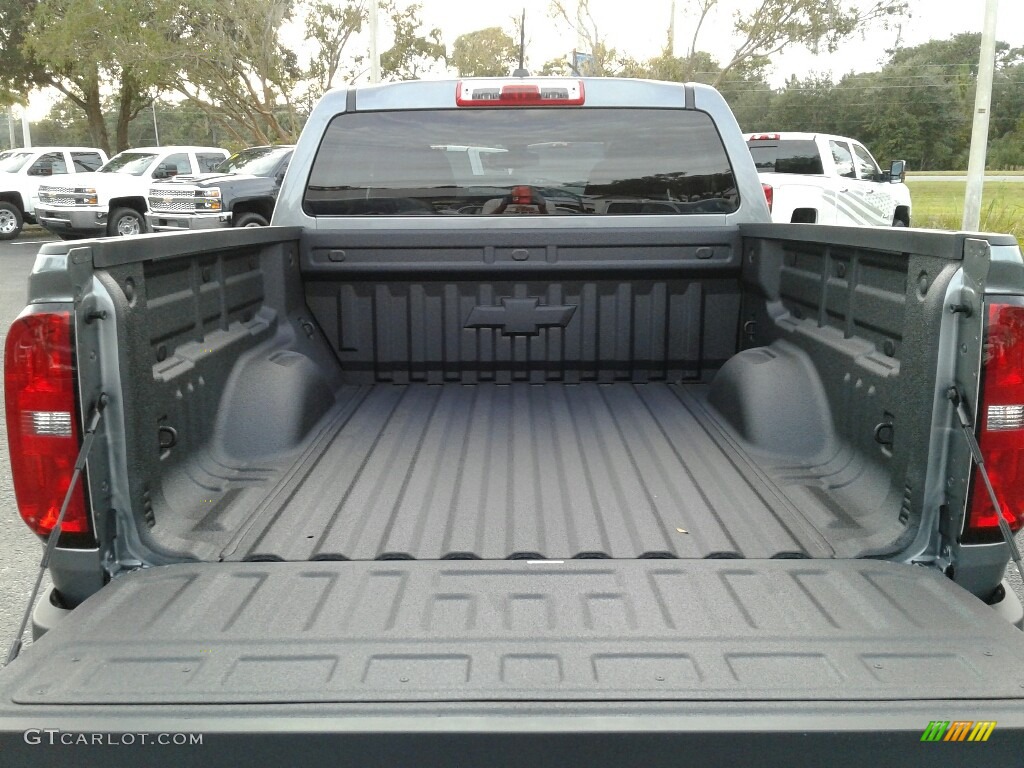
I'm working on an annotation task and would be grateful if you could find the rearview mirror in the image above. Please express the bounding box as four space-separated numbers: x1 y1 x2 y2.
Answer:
889 160 906 183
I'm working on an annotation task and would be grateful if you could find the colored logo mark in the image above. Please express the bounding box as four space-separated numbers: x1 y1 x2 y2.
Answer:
920 721 996 742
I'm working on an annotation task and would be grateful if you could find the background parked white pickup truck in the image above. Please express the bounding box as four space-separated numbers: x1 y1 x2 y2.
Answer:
745 132 910 227
0 146 108 240
34 145 228 238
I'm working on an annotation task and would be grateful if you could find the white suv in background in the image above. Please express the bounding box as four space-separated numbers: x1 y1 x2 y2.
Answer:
0 147 108 240
35 146 228 238
745 132 911 227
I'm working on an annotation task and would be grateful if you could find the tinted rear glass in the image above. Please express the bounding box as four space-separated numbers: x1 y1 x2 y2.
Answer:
746 140 824 175
305 109 739 216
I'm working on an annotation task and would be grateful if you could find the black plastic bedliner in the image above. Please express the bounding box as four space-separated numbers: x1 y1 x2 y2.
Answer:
207 382 900 563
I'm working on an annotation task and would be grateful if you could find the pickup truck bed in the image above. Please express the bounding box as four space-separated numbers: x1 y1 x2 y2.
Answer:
207 381 887 562
88 224 940 568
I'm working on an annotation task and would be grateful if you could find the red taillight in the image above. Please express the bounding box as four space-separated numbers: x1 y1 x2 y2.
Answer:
963 300 1024 544
456 79 585 107
4 309 93 545
749 133 781 141
762 183 774 212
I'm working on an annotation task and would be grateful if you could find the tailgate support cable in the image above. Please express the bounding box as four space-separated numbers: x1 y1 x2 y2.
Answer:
5 394 108 665
947 387 1024 585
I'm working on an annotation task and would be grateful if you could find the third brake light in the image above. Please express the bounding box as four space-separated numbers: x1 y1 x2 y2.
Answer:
456 79 585 107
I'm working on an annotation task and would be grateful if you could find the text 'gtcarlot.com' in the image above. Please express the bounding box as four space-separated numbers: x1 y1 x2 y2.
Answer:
23 729 204 746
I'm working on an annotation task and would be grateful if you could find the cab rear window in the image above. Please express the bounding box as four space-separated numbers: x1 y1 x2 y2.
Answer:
746 140 824 175
304 109 739 216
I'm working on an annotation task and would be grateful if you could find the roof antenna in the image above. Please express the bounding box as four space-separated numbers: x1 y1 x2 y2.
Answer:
513 8 529 77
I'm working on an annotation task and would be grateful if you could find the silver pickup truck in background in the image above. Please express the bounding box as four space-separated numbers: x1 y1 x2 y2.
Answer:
1 77 1023 765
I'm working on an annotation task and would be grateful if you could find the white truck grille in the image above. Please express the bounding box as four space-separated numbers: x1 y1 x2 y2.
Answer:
39 187 77 206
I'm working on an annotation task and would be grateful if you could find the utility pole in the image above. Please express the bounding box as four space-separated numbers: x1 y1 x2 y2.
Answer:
962 0 999 231
576 0 586 52
668 0 676 57
575 0 588 75
369 0 381 83
20 106 31 148
7 107 16 149
152 100 161 146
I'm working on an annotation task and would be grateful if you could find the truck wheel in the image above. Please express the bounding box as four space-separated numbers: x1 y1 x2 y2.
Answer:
892 217 908 227
0 201 24 240
108 207 147 237
234 212 269 228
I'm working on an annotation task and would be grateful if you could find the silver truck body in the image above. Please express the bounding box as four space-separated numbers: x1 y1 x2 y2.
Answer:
2 79 1023 765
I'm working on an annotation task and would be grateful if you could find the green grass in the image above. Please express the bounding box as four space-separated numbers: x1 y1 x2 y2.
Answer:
906 170 1024 177
906 180 1024 244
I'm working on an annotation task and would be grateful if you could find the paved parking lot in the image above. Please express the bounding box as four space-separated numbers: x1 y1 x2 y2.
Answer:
0 231 1021 666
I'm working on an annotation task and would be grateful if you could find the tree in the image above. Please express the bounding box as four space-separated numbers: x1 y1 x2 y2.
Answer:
0 0 47 108
991 57 1024 141
162 0 443 146
988 116 1024 170
856 34 1006 170
548 0 619 76
548 0 909 87
550 0 908 86
20 0 172 153
28 96 224 149
681 0 718 58
304 0 368 98
302 0 444 98
760 74 841 132
713 0 909 86
378 1 446 81
167 0 303 146
29 98 92 146
451 27 518 77
617 50 722 82
9 0 447 153
611 48 773 131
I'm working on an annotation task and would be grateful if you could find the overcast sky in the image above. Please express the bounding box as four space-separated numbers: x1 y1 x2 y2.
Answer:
419 0 1024 86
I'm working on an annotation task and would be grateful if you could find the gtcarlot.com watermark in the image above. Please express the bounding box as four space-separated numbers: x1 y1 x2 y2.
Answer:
23 729 203 747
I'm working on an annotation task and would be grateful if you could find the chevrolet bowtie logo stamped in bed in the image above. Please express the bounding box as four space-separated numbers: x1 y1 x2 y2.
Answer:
465 298 577 336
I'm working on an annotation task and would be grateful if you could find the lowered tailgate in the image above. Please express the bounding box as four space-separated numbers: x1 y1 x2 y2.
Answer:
1 559 1022 764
